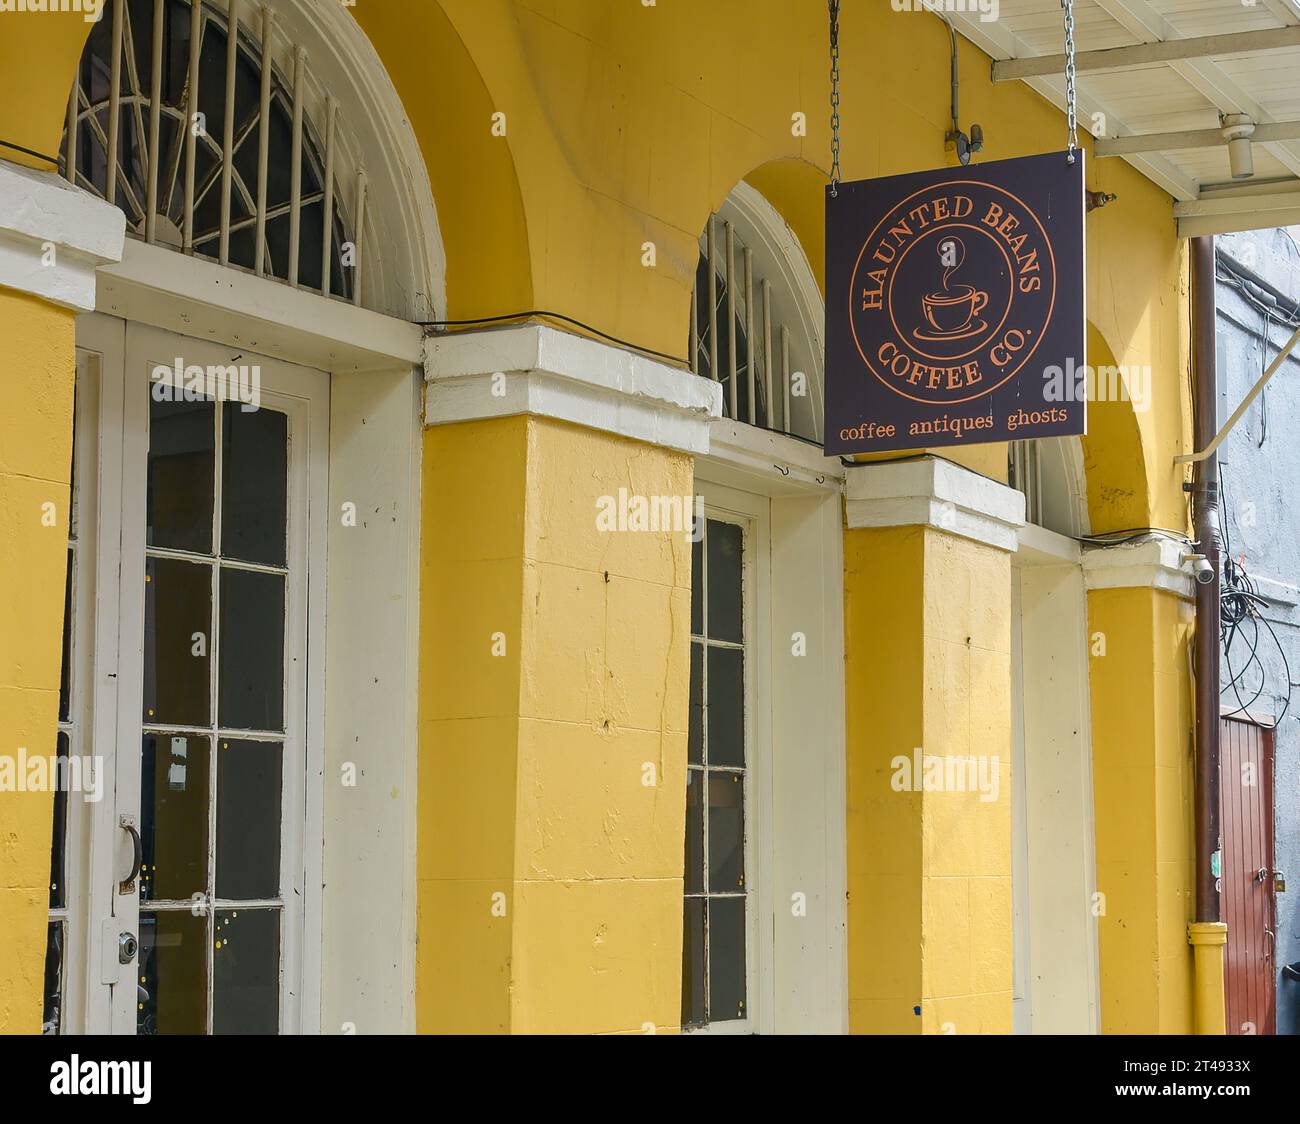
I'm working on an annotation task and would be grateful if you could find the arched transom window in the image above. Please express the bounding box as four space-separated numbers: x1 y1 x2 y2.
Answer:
61 0 376 308
691 184 825 445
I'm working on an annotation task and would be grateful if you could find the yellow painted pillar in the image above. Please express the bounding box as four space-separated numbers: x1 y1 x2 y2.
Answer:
1083 542 1197 1033
417 324 720 1034
0 289 75 1033
0 158 123 1031
844 457 1022 1034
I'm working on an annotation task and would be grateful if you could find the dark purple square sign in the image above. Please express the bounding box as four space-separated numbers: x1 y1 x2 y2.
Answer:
824 150 1086 455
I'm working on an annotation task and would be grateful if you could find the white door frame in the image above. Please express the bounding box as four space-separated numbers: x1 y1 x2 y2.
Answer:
72 313 328 1034
89 247 424 1033
695 422 850 1034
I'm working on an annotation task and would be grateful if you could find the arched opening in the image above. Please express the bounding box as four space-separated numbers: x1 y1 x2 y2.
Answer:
1008 437 1090 537
690 181 825 444
43 0 441 1038
59 0 443 321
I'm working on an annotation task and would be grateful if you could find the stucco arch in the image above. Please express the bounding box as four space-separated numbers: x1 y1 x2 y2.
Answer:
0 15 92 167
742 158 831 300
352 1 530 322
1081 321 1154 533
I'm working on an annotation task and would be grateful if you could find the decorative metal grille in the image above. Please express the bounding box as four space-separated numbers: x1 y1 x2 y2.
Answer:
61 0 363 304
690 207 822 444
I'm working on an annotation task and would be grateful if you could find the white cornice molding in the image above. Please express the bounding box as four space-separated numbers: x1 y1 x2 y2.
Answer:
705 415 843 493
0 158 125 311
1081 537 1194 599
423 323 723 455
844 456 1026 552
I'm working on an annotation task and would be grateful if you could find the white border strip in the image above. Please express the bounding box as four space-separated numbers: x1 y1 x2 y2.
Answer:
1081 538 1195 599
424 323 723 454
844 455 1026 553
0 158 124 311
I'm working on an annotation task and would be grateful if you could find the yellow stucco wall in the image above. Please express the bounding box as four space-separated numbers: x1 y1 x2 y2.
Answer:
0 3 1186 526
419 415 690 1033
0 290 76 1032
0 1 1197 1036
349 1 1185 522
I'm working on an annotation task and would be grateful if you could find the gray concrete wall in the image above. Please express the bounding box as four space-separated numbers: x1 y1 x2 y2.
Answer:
1215 227 1300 1033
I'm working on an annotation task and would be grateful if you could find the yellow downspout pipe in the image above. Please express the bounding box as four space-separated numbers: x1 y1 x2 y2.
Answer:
1189 922 1228 1034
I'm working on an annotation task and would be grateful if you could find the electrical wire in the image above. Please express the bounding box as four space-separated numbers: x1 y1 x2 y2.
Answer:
1074 527 1192 546
0 138 59 166
420 310 687 368
1218 465 1292 728
1217 253 1300 330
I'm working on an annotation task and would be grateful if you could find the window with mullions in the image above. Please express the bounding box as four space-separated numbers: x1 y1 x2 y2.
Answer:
682 517 749 1029
688 189 826 445
62 0 354 299
138 390 289 1034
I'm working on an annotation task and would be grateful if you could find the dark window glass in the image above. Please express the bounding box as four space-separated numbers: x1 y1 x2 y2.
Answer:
708 896 746 1022
684 769 704 896
138 909 208 1035
221 403 287 567
688 643 703 766
215 740 282 900
43 921 63 1036
217 568 285 731
143 557 212 726
706 519 743 643
706 646 744 768
213 908 280 1034
147 395 214 554
49 733 70 910
59 548 72 723
708 773 745 893
690 533 703 635
140 734 210 903
680 898 706 1029
680 514 750 1028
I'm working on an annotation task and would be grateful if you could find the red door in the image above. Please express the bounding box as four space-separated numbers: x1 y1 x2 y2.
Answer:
1220 716 1277 1035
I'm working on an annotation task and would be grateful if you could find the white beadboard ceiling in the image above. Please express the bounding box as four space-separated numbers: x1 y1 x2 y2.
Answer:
946 0 1300 236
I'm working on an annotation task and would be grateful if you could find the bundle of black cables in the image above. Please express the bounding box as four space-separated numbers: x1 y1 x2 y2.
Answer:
1219 469 1292 729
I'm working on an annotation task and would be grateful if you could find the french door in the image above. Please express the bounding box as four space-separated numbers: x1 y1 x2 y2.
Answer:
53 314 326 1034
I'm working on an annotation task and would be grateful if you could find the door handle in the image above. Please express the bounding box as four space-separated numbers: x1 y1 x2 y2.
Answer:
118 815 142 895
1266 928 1275 962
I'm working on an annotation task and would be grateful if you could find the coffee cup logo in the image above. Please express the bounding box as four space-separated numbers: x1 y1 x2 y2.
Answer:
849 179 1057 405
915 237 990 341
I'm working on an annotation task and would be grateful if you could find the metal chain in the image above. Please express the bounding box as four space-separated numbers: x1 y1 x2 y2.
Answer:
1062 0 1078 164
829 0 841 195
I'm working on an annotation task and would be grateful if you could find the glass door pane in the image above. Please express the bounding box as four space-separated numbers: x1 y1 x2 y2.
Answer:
123 327 296 1035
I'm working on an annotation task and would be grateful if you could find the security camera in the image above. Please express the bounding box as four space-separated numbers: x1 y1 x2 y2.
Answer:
1183 553 1216 585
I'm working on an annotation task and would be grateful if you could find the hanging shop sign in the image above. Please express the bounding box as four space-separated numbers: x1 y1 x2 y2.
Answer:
824 151 1086 455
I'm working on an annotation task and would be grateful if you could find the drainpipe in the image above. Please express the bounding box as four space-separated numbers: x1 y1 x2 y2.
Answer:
1188 233 1228 1035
